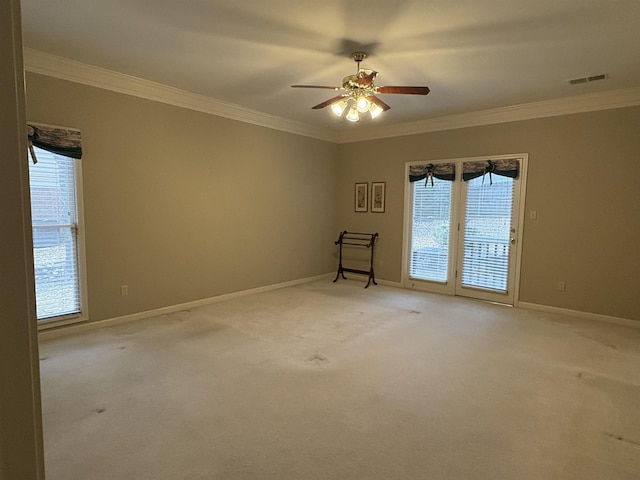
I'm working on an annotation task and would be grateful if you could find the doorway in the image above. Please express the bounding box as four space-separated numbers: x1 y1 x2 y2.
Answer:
403 155 528 305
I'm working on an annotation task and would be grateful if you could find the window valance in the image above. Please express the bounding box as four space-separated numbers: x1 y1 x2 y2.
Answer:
409 162 456 186
462 158 519 184
27 123 83 164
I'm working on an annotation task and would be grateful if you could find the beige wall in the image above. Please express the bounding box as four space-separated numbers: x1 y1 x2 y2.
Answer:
26 73 338 323
0 0 45 478
24 72 640 325
337 107 640 321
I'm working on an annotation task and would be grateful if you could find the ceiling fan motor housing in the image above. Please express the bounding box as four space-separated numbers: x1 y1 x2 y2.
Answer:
343 70 378 91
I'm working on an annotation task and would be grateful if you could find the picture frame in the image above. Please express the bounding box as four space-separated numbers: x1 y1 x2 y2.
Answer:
354 182 368 212
371 182 386 213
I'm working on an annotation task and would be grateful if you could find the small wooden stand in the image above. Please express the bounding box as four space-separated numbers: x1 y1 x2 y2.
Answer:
333 230 379 288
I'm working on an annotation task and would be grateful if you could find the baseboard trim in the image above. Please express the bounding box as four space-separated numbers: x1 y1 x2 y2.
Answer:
39 273 334 340
41 279 637 340
377 279 403 288
518 302 639 328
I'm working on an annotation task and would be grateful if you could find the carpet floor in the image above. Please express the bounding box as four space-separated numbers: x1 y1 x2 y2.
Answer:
39 280 640 479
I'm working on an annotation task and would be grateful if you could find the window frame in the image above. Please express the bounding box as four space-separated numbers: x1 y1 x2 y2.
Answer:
30 148 89 330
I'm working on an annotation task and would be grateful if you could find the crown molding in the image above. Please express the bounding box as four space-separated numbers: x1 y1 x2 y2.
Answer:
24 49 640 145
23 48 336 143
335 86 640 143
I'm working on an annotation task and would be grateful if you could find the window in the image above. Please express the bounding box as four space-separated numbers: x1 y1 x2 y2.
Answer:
28 146 86 323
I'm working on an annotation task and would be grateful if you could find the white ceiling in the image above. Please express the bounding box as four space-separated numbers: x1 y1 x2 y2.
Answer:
20 0 640 136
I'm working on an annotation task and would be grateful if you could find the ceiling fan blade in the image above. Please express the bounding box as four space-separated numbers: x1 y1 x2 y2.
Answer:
291 85 340 90
377 86 431 95
311 95 346 110
369 95 391 111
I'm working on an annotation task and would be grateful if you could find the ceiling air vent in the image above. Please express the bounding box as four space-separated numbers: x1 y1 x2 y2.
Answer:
569 73 608 85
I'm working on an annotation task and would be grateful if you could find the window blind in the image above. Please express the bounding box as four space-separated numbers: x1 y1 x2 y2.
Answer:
409 178 452 282
28 147 82 320
460 174 514 292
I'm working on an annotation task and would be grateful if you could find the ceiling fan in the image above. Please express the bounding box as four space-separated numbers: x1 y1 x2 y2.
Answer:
291 52 430 122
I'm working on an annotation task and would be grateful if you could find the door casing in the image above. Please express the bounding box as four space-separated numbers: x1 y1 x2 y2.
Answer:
402 154 529 306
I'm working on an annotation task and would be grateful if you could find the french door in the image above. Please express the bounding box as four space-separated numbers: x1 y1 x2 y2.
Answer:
404 155 527 305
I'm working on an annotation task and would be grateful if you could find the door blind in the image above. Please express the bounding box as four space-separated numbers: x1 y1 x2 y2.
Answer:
409 178 452 282
461 174 514 292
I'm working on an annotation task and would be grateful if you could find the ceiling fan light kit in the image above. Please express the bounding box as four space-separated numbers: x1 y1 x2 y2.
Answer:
292 51 430 123
346 105 360 122
331 99 348 116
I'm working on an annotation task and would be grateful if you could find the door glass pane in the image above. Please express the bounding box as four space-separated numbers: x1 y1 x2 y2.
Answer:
409 178 452 282
461 175 514 292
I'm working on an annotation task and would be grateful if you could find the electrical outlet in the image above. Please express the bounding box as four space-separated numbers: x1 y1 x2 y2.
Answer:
557 281 566 292
529 210 538 220
120 285 129 296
